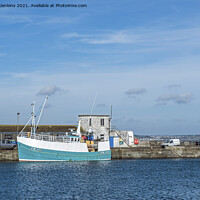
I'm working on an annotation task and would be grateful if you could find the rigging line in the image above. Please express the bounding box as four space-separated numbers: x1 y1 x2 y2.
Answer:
36 96 48 129
91 93 97 115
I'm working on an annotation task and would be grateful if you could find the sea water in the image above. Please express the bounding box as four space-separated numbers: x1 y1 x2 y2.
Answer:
0 159 200 199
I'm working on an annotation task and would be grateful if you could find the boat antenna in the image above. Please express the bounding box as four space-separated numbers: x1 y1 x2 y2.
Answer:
91 93 97 115
36 96 48 130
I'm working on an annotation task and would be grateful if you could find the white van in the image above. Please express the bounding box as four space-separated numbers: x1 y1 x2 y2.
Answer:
161 139 180 147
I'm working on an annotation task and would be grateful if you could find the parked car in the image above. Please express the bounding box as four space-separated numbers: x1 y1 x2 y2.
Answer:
0 139 17 150
161 139 180 147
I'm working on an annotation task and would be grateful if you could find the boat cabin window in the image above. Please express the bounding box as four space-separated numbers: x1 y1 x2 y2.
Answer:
71 138 73 142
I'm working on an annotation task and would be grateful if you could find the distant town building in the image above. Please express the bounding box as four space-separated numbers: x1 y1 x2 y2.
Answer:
78 115 111 140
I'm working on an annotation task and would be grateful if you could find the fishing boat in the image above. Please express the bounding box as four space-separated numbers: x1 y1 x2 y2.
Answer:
17 97 111 161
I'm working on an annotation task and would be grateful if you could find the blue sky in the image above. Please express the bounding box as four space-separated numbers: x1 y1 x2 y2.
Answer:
0 0 200 135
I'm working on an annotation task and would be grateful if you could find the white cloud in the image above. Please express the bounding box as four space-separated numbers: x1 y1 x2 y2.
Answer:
11 72 31 79
0 14 77 25
60 27 200 50
125 88 146 98
85 31 133 44
0 15 32 24
157 93 193 104
9 71 43 79
61 32 88 39
36 85 65 96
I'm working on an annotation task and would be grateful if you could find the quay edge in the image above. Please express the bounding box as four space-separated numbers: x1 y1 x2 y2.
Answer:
0 150 18 161
111 146 200 159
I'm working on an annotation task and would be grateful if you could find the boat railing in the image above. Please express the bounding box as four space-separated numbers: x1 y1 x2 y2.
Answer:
19 132 80 143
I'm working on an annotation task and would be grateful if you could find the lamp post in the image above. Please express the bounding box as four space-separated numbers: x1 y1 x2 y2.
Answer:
17 113 20 135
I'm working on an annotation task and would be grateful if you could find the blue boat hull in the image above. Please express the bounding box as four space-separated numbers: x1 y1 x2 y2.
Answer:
18 142 111 161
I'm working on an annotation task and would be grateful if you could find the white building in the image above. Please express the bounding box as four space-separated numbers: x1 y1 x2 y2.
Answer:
110 130 134 147
78 115 111 141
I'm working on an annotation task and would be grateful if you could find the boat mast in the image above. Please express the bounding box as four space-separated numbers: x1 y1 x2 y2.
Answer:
31 102 36 136
18 97 48 137
36 96 48 130
77 120 81 137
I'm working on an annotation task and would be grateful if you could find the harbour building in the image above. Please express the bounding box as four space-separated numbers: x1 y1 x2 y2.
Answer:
78 115 111 141
78 115 134 147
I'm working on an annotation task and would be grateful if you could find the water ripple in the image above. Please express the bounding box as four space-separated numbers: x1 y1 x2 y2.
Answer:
0 159 200 199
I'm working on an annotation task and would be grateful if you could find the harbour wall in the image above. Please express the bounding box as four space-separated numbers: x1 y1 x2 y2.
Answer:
0 150 18 161
111 140 200 159
111 146 200 159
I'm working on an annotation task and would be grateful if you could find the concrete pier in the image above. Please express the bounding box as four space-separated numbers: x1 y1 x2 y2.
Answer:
111 146 200 159
0 150 18 161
